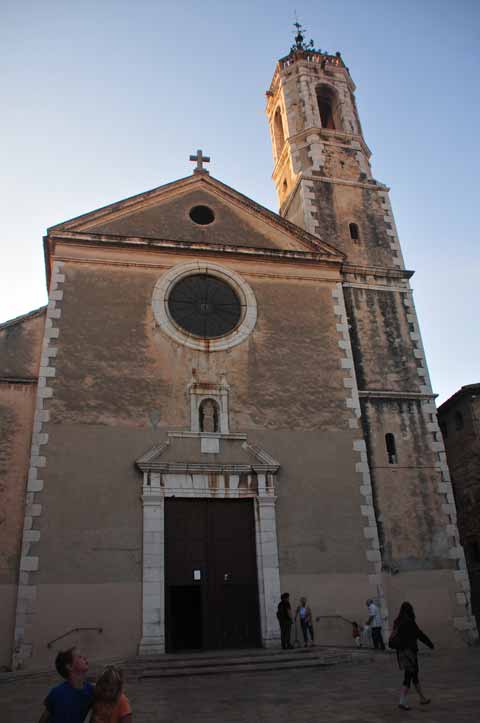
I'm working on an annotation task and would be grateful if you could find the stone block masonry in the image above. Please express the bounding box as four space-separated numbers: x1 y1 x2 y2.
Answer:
12 261 65 669
401 291 477 642
331 283 390 637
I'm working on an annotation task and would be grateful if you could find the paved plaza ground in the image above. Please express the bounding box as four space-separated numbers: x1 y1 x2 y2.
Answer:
2 647 479 722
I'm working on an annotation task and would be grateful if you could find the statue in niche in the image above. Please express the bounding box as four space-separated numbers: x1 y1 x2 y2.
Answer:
200 398 219 433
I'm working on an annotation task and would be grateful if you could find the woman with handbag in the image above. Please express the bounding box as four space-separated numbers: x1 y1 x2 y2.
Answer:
389 601 434 711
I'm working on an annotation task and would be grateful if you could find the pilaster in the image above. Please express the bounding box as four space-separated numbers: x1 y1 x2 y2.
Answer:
139 473 165 655
255 491 281 648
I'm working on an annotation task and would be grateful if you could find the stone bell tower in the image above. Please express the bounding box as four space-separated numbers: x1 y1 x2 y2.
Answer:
266 24 478 643
266 23 403 271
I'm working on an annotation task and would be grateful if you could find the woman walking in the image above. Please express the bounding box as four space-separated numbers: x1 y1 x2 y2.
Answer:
391 601 434 711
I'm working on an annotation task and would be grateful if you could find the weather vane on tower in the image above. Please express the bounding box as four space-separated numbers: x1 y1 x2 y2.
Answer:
291 13 320 53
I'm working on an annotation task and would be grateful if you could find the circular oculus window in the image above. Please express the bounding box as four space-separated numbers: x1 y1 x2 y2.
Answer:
168 273 242 339
189 205 215 225
152 262 257 352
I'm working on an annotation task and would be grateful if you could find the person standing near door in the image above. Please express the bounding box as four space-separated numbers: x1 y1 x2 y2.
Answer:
295 596 314 647
365 598 385 650
277 592 293 649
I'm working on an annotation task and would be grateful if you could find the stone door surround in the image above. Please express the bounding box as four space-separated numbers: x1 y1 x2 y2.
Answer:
136 433 281 654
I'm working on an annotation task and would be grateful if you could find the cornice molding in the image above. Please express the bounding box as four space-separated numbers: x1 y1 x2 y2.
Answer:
359 390 437 401
301 174 388 192
0 376 38 385
48 230 344 266
286 127 371 159
342 263 413 279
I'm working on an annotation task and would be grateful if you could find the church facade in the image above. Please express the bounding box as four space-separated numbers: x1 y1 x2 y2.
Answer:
1 35 477 670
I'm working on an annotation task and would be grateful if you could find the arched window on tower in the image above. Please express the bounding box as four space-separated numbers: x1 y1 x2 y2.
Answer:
199 398 219 433
274 107 285 158
385 433 398 465
455 411 464 431
349 222 360 242
316 85 340 130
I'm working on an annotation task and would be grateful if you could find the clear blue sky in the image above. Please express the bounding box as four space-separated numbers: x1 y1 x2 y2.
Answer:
2 0 479 403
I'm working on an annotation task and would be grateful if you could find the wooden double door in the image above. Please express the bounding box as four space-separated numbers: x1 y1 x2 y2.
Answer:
165 498 260 652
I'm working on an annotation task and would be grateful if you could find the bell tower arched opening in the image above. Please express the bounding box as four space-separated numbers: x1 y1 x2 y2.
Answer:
316 84 340 130
273 107 286 159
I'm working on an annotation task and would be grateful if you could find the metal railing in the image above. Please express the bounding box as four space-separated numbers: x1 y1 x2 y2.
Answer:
315 614 354 626
47 627 103 649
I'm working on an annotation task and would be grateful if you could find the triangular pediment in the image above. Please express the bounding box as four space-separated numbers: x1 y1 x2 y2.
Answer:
48 173 343 260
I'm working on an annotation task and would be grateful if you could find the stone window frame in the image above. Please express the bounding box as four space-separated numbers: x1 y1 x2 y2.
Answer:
349 222 360 242
385 432 398 465
152 261 257 352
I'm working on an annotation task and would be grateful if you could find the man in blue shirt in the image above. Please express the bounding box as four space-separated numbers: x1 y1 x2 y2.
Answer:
39 647 94 723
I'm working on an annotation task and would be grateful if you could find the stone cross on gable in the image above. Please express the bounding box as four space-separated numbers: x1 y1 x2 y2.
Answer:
189 149 211 174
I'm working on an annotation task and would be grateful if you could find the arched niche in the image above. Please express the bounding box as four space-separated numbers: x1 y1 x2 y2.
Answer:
199 398 220 433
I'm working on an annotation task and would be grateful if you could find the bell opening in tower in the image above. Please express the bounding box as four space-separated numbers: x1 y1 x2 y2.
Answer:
274 107 285 157
316 85 338 130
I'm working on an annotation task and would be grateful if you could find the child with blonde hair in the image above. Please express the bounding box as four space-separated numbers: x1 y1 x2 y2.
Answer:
91 666 132 723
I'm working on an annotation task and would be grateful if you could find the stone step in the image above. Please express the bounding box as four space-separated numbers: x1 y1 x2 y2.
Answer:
131 649 345 670
126 644 357 667
0 647 373 684
124 647 371 679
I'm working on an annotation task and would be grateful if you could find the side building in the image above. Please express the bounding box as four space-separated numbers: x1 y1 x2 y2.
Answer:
438 384 480 628
0 308 45 669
